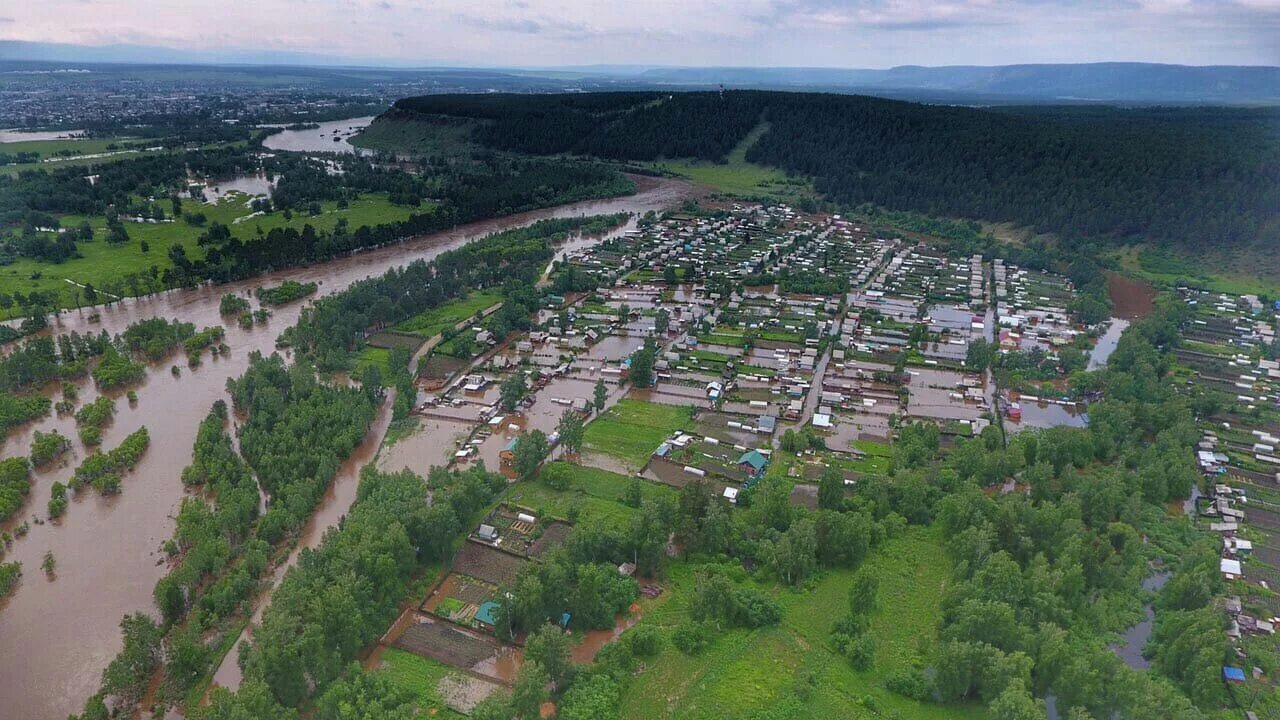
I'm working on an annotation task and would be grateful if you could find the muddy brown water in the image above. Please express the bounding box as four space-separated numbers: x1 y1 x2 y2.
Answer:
1106 273 1156 320
0 176 693 720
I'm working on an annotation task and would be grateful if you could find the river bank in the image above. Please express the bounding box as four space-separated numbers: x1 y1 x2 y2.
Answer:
0 175 694 720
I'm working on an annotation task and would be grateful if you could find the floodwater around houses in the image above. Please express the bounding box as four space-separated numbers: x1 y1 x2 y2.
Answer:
0 175 694 720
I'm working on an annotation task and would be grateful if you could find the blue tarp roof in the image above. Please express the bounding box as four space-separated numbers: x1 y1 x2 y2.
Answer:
1224 666 1246 682
475 601 499 626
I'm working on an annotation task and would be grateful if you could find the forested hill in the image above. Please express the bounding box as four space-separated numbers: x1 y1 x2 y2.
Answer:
385 91 1280 251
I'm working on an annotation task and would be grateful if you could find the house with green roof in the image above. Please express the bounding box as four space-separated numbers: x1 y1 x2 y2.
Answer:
737 449 768 478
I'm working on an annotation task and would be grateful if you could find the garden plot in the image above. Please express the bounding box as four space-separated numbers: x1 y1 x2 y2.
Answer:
393 617 522 684
452 541 530 588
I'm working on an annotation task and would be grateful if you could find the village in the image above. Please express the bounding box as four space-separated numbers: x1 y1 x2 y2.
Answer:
346 202 1157 713
1163 287 1280 704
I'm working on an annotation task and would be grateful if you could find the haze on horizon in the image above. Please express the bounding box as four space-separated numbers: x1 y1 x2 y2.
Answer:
2 0 1278 69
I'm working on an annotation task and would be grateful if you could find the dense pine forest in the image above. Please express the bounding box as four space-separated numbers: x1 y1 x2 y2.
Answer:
388 91 1280 251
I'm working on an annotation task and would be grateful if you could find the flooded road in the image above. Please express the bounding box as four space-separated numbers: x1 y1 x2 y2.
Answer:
0 175 693 720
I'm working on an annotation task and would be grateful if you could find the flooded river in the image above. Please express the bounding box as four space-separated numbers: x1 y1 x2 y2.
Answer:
0 175 693 720
261 116 374 155
1086 274 1154 369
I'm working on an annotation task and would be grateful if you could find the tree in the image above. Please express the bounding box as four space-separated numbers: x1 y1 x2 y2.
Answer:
514 430 550 481
203 680 297 720
593 379 608 412
780 429 806 454
315 666 416 720
559 674 621 720
557 410 585 455
655 309 670 336
629 345 655 388
770 518 817 585
525 624 572 688
501 372 528 411
990 685 1046 720
663 265 678 283
848 570 879 616
818 465 844 510
623 477 643 507
966 338 992 372
511 660 550 720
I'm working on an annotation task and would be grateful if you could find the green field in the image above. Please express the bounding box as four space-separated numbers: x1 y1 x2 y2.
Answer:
355 346 393 377
394 290 503 338
375 647 468 719
648 122 814 200
1114 244 1280 298
583 399 695 471
618 527 989 720
0 136 167 176
505 462 674 525
0 190 431 310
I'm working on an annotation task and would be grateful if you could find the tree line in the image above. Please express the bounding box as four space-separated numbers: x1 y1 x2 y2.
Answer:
390 90 1279 251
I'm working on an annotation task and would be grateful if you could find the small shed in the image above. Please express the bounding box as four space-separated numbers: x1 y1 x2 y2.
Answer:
475 601 500 631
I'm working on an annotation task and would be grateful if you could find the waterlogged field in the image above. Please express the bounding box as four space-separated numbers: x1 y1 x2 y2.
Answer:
0 191 431 310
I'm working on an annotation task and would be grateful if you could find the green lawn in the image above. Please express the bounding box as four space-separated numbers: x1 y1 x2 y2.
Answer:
355 347 392 377
394 291 503 338
0 191 431 311
617 527 989 720
505 462 674 525
583 399 695 471
376 647 468 719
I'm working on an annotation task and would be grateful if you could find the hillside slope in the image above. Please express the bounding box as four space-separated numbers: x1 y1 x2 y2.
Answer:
377 91 1280 255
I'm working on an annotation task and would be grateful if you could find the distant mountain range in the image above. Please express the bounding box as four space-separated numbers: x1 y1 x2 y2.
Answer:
620 63 1280 103
2 40 1277 104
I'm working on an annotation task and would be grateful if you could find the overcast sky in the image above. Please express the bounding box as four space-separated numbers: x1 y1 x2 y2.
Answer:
2 0 1278 67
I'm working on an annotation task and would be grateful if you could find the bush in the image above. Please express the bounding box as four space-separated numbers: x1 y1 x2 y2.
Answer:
0 457 32 521
627 624 662 657
47 481 68 518
672 621 712 656
884 668 933 700
835 631 875 670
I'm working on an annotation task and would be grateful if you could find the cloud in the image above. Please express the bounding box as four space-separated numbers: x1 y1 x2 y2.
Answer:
0 0 1276 67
